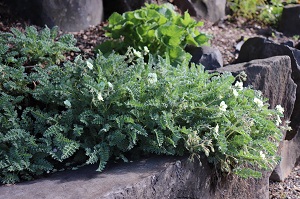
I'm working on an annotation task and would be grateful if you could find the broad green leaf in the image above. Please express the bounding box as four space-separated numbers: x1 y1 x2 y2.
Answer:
108 12 124 25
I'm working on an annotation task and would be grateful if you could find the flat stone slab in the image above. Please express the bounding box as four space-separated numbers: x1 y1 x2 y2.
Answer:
0 155 270 199
0 156 178 199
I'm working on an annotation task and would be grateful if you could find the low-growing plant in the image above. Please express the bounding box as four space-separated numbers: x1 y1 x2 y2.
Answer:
0 26 79 67
95 3 210 66
228 0 266 19
0 33 288 183
228 0 299 25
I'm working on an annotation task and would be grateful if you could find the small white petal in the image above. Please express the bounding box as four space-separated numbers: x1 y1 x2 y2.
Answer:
234 81 243 90
97 92 104 101
275 105 284 115
86 61 93 70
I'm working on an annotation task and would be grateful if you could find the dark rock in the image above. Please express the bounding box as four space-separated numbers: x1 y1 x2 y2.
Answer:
0 155 270 199
102 0 167 19
173 0 226 23
8 0 104 32
218 56 296 123
235 37 300 141
186 45 223 70
281 40 294 48
103 0 145 19
295 41 300 50
279 5 300 36
218 56 297 182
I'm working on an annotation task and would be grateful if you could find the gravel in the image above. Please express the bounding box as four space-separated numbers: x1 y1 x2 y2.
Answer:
1 2 300 197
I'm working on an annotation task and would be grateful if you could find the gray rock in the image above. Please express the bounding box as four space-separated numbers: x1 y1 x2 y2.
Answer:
236 37 300 140
218 56 297 182
0 155 270 199
10 0 104 32
270 131 300 181
173 0 226 23
219 56 296 122
186 45 223 70
279 5 300 36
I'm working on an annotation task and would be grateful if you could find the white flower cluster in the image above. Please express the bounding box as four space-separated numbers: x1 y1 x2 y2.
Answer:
275 105 284 115
234 81 243 90
219 101 227 112
147 73 157 84
253 97 264 108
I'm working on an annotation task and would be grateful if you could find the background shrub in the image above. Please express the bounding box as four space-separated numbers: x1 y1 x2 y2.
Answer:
95 3 210 66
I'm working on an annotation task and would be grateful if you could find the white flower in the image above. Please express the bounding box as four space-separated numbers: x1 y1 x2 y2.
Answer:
133 49 142 58
97 92 104 101
147 73 157 84
143 46 149 54
276 114 282 126
215 124 219 134
234 81 243 90
232 88 238 97
260 151 266 159
254 97 264 108
275 105 284 115
219 101 227 112
213 124 219 138
64 100 72 108
86 61 93 70
108 82 114 90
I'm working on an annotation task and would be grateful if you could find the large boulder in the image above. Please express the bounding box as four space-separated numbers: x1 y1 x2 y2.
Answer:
279 5 300 36
7 0 104 32
0 155 270 199
172 0 226 23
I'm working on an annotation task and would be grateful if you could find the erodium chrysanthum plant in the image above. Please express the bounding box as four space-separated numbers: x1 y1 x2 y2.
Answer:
0 26 289 184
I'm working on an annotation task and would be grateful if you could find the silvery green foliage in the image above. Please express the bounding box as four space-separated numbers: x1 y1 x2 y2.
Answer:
0 26 287 184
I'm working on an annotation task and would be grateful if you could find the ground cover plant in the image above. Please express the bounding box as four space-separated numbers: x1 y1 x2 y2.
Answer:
228 0 299 25
0 4 290 184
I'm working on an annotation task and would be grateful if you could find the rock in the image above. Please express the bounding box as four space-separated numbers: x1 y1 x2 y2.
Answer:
218 56 297 182
270 131 300 181
0 155 270 199
235 37 300 140
8 0 104 32
186 45 223 70
102 0 167 19
279 5 300 36
281 40 294 48
172 0 226 23
221 55 296 122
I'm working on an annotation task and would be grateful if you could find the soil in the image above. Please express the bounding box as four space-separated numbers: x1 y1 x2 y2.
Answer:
1 1 300 198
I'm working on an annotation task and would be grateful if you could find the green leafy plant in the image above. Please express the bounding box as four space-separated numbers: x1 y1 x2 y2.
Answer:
95 3 210 66
228 0 299 25
228 0 266 19
0 26 79 67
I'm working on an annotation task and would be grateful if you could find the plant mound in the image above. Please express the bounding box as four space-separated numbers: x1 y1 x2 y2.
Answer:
0 4 289 184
